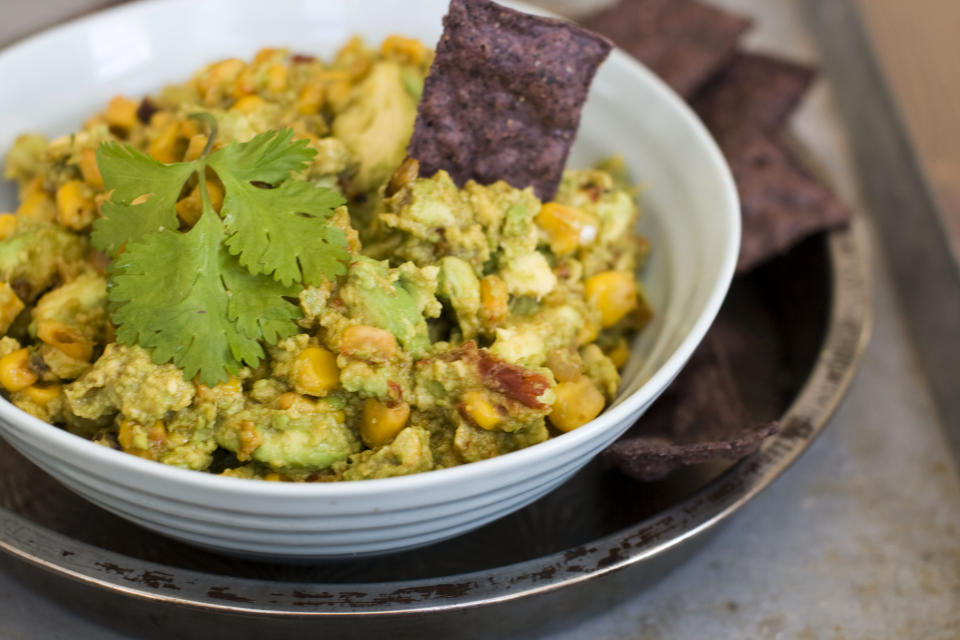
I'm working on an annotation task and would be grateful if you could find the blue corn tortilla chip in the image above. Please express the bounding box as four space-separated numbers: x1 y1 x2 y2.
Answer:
605 324 779 481
584 0 751 98
408 0 612 201
692 52 816 133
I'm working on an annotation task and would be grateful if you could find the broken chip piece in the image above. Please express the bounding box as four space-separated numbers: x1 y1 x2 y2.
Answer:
407 0 612 201
692 52 816 134
604 325 779 481
584 0 751 98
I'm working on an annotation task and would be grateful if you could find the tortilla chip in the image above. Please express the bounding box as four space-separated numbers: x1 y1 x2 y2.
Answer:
584 0 751 98
714 126 850 271
408 0 612 201
604 324 778 481
692 52 816 133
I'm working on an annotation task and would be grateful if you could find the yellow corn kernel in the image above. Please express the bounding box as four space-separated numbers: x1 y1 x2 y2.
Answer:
263 472 283 482
175 179 224 226
79 148 104 188
232 65 258 97
0 214 17 241
231 95 265 115
548 376 605 432
104 96 138 131
0 282 25 333
253 48 281 64
55 180 96 230
16 192 57 223
295 81 325 115
460 390 502 430
361 398 410 447
198 58 246 95
118 419 158 455
380 35 428 65
183 134 209 162
479 274 509 327
584 271 638 328
20 176 46 200
236 420 262 461
606 339 631 369
292 347 339 396
535 202 598 256
23 383 60 406
37 320 94 362
340 325 397 361
275 392 301 410
576 319 599 347
266 64 288 92
0 348 37 392
149 122 184 164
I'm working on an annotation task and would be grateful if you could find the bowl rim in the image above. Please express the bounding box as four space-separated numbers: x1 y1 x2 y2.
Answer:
0 0 741 496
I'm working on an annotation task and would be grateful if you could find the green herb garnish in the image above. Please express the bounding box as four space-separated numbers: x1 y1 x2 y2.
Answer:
92 118 348 385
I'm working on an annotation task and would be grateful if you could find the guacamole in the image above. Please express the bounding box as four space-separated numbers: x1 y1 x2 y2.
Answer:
0 37 651 481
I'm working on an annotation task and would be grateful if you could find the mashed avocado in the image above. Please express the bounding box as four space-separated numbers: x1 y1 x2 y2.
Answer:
0 38 651 481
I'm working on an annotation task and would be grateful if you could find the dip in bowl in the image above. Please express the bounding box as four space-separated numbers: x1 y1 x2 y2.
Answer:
0 0 738 558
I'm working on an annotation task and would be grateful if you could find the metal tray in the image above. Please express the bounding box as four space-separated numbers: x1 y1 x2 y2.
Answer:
0 215 871 637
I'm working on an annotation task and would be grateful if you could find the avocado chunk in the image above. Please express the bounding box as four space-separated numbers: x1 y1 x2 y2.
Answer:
216 403 359 472
340 256 436 358
437 256 480 340
0 221 88 302
332 61 418 194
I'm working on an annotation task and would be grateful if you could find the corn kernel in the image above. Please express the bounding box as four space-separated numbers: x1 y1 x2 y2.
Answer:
361 398 410 447
584 271 638 328
253 48 282 65
23 383 60 406
232 66 258 97
535 202 598 256
198 58 246 104
0 348 37 392
37 320 94 361
292 347 339 396
179 118 202 139
16 192 57 223
606 339 630 369
149 122 184 164
576 319 599 347
295 82 324 115
79 148 104 188
183 134 209 162
340 325 397 361
275 392 301 410
548 376 605 432
266 64 288 92
479 274 509 327
236 420 262 461
263 472 283 482
104 96 138 131
460 390 502 430
380 35 428 65
55 180 96 230
175 179 224 226
230 95 264 115
0 282 25 333
0 214 18 241
117 418 156 454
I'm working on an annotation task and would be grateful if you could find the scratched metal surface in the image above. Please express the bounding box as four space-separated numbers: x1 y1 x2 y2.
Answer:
0 1 957 639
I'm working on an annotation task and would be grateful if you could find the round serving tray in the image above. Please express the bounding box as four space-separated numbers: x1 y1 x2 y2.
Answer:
0 221 870 637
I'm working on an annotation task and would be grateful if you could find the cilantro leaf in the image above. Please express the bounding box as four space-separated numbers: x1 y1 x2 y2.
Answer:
91 142 196 255
94 124 348 384
208 128 315 184
109 211 301 385
208 132 349 286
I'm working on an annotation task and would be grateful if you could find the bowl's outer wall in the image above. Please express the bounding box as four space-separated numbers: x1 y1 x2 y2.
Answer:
0 0 739 557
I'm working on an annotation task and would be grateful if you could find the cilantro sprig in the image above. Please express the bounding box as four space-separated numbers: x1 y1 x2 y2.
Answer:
93 118 348 385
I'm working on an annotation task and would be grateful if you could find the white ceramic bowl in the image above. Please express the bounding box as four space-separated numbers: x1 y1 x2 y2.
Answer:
0 0 738 558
